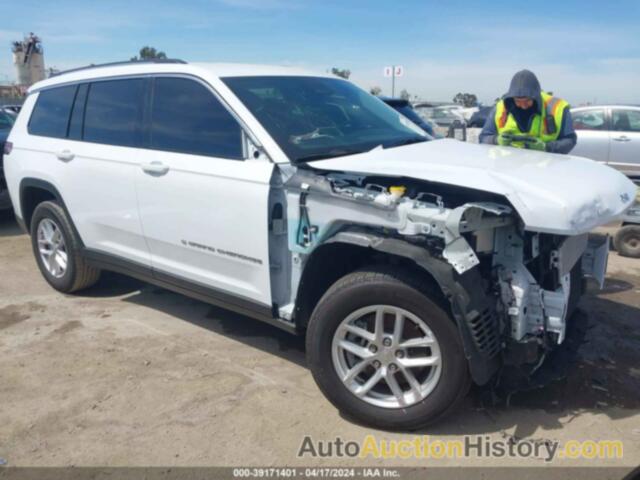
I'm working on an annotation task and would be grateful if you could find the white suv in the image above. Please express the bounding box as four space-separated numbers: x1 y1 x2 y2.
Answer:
4 60 636 429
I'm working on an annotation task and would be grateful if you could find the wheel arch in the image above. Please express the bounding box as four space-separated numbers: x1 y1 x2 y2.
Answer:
19 178 83 246
292 239 443 331
294 227 502 385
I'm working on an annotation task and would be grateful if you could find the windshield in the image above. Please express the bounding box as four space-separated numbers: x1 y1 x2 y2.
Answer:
222 76 427 162
392 104 434 138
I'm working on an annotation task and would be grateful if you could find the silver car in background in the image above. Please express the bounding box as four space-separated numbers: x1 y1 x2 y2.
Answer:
571 105 640 178
414 105 466 138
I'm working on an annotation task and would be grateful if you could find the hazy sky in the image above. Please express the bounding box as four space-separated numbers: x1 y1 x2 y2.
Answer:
1 0 638 105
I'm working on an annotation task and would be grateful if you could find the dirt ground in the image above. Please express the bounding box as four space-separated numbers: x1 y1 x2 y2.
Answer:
1 209 639 472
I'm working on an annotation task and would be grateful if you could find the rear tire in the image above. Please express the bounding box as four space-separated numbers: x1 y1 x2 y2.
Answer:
30 201 101 293
614 225 640 258
306 267 470 430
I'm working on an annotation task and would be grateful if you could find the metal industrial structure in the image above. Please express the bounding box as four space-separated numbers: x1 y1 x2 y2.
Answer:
12 33 45 87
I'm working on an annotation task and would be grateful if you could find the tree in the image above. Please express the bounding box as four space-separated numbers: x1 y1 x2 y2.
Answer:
131 46 168 61
331 67 351 79
399 89 411 100
369 86 382 96
452 92 478 108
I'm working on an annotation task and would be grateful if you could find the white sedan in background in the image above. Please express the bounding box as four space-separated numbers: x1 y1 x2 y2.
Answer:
571 105 640 178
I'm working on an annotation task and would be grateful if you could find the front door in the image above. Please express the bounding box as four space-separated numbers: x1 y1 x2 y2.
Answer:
135 76 274 306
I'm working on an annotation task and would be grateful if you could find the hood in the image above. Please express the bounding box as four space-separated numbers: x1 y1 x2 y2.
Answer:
309 139 637 235
504 69 542 113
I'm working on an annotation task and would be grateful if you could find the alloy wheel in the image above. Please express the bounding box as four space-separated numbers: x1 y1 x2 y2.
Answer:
37 218 68 278
332 305 442 409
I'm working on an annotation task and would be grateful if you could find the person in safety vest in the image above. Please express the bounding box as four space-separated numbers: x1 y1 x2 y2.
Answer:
479 69 576 153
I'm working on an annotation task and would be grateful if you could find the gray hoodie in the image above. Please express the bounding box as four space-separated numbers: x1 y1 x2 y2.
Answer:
479 70 577 154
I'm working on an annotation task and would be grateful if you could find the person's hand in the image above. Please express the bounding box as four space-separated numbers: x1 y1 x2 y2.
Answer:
496 133 513 146
525 138 546 151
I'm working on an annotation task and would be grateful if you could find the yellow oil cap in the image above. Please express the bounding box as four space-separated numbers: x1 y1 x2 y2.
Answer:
389 186 406 196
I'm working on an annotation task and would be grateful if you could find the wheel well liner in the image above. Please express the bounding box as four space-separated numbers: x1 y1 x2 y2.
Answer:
296 227 501 385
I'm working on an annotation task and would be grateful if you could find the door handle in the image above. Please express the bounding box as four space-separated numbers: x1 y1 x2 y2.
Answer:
141 161 170 175
56 150 75 161
613 136 631 142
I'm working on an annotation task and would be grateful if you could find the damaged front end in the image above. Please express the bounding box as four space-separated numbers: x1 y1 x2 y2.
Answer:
274 165 610 386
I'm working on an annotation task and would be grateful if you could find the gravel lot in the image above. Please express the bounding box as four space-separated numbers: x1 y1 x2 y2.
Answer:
1 209 639 473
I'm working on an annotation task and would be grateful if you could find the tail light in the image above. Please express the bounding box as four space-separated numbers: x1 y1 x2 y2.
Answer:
3 141 12 155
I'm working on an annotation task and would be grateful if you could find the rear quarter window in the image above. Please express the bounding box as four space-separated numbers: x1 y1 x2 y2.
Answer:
28 85 77 138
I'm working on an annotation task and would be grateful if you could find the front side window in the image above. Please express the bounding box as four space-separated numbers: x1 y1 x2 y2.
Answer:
572 109 606 131
612 109 640 133
222 76 427 162
84 78 146 147
28 85 77 138
150 77 243 159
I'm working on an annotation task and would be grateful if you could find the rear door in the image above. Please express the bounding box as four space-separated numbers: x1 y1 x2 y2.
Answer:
60 78 152 266
608 107 640 176
14 80 151 266
135 76 274 306
571 108 610 163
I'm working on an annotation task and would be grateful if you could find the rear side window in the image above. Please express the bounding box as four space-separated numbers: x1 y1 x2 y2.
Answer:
68 83 89 140
28 85 77 138
612 109 640 133
84 78 146 147
150 77 243 159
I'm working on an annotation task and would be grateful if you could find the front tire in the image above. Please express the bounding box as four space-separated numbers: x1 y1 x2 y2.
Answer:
30 201 101 293
306 267 470 430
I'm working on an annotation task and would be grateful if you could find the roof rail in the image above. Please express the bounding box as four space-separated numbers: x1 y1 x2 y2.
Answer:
51 59 188 77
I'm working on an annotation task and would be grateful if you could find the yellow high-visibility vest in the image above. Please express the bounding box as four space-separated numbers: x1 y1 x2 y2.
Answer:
495 91 569 145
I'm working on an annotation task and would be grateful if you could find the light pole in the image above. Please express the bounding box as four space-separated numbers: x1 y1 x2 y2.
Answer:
384 65 403 98
391 65 396 98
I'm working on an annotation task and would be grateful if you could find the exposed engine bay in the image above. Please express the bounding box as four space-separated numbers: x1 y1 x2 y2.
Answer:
270 165 610 384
